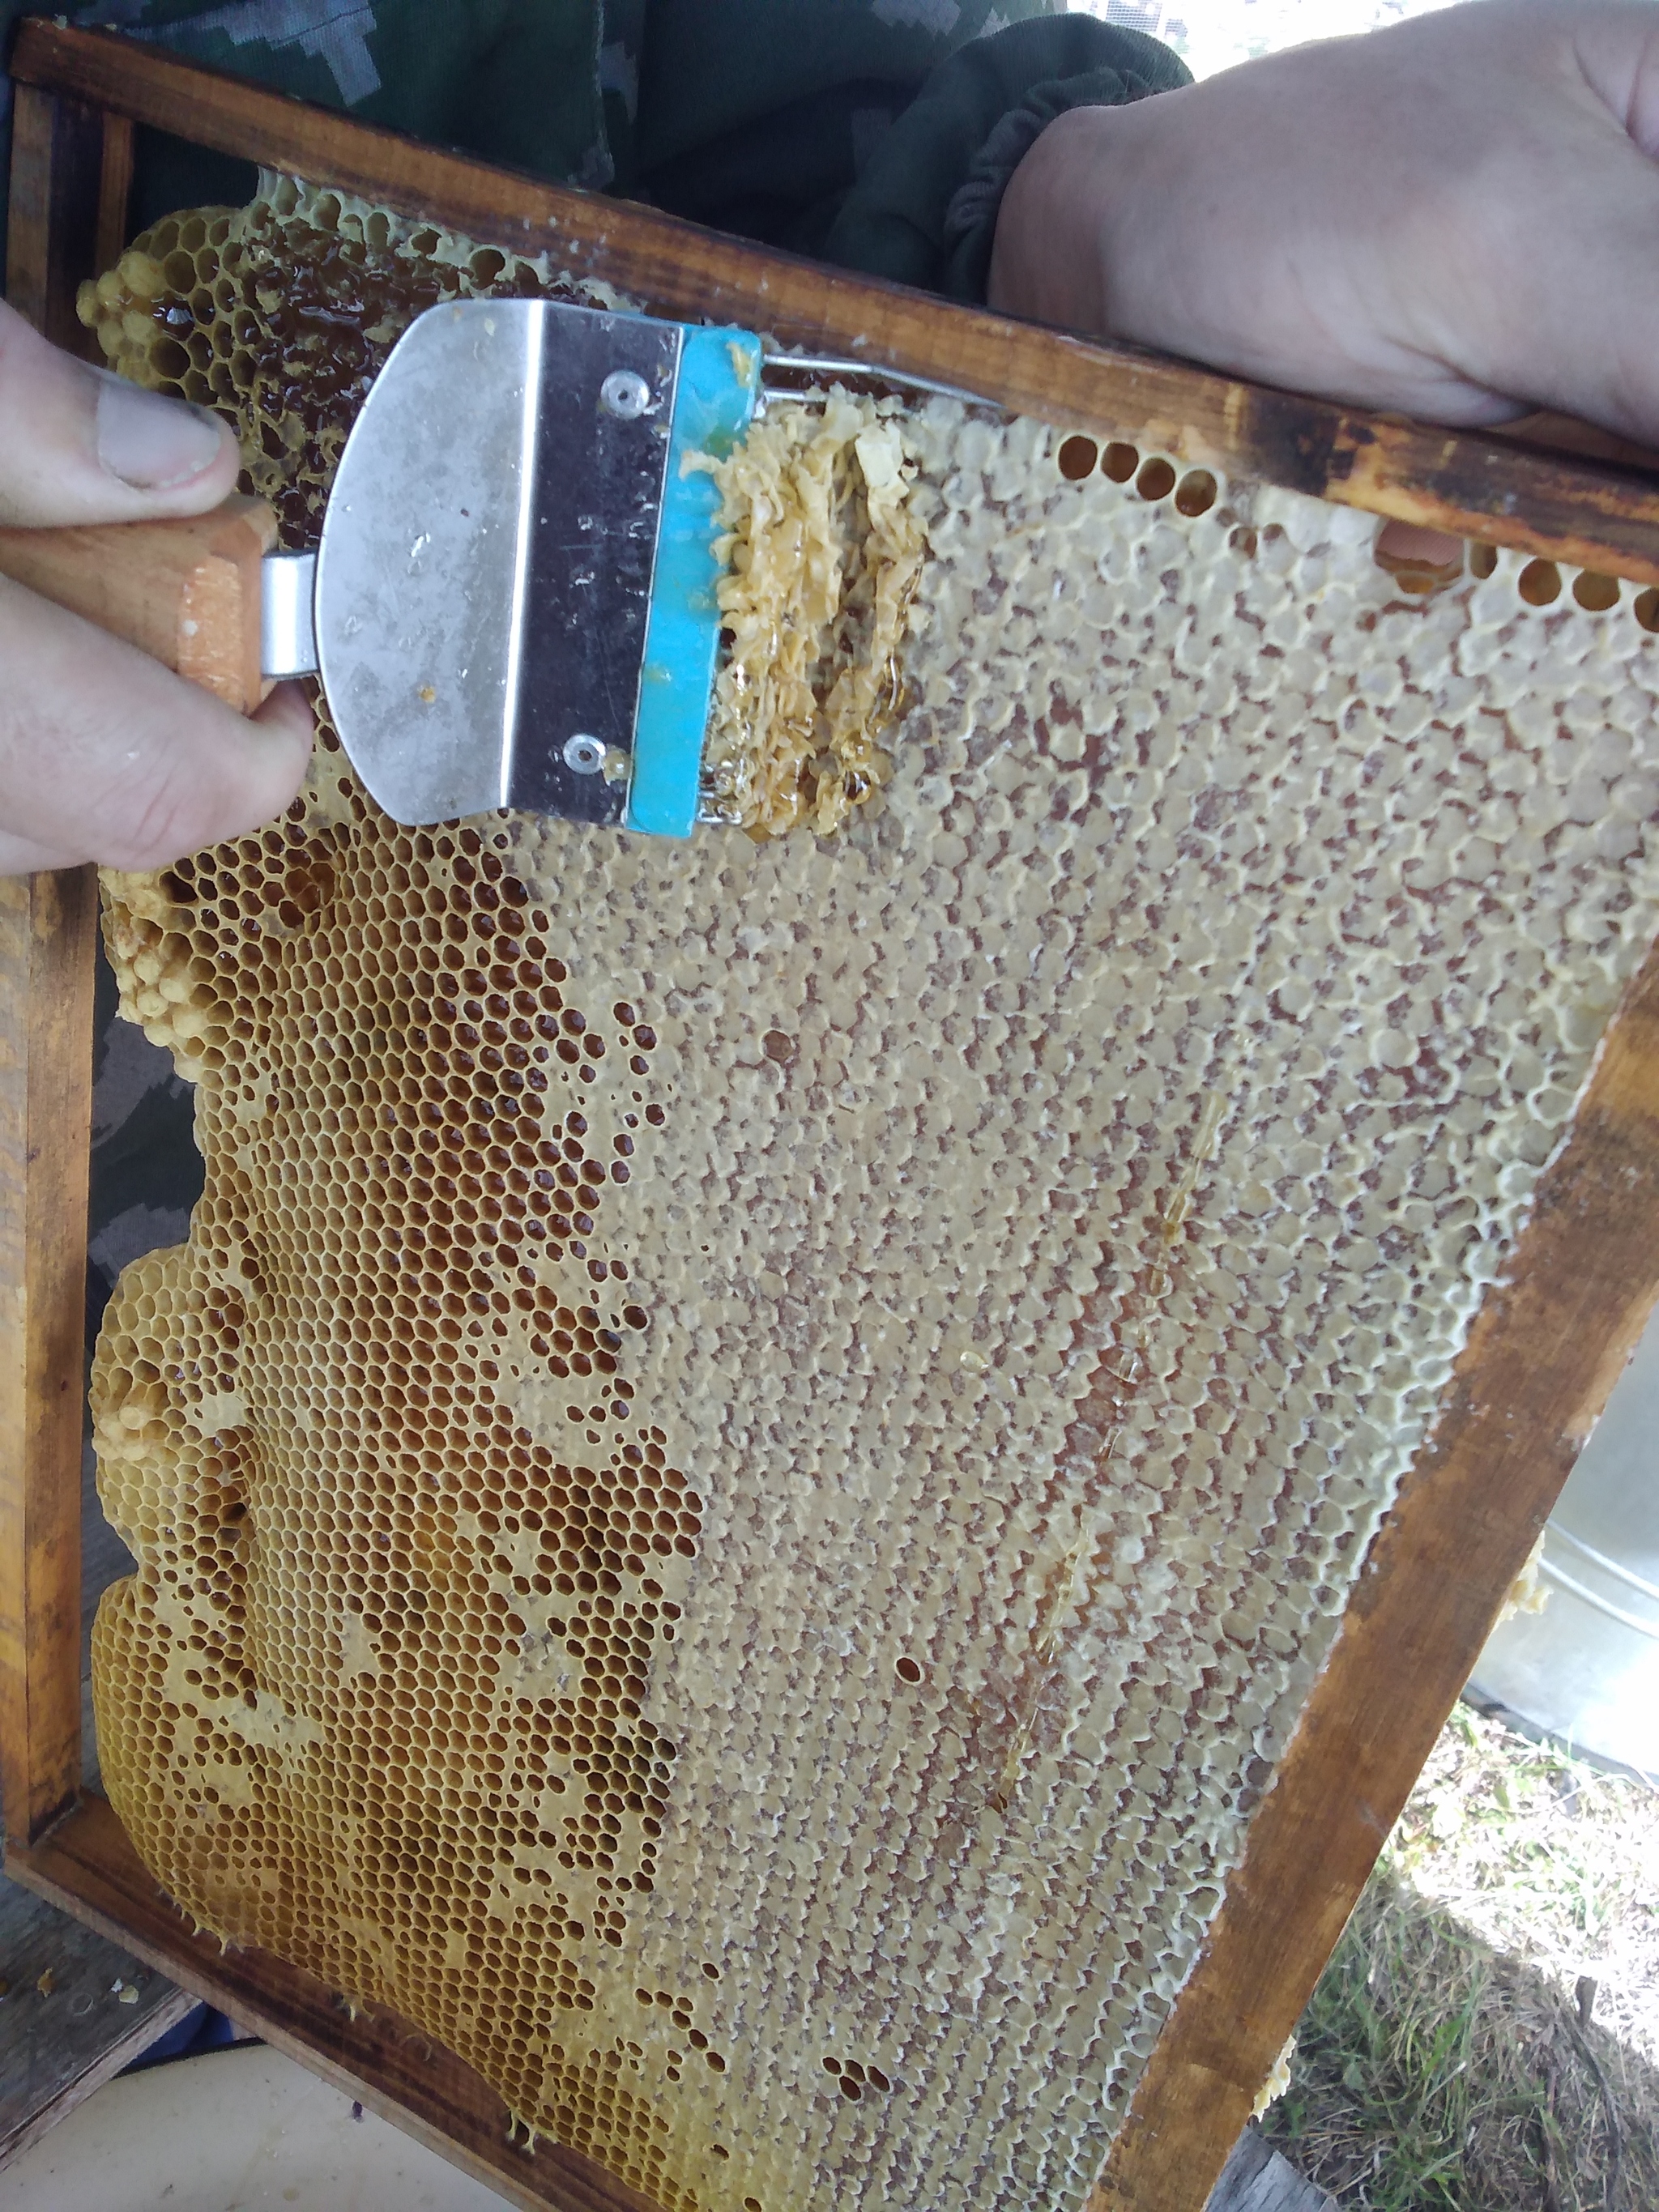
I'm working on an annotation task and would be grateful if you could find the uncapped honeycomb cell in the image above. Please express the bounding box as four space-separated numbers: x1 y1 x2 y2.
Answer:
77 177 635 543
88 183 1659 2212
692 397 928 838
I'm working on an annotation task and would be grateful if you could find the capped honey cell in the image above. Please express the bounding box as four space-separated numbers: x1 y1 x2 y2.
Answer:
88 173 1659 2212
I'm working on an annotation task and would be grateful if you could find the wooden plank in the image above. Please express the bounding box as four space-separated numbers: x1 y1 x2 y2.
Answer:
0 868 99 1848
4 83 105 356
0 1427 185 2176
15 19 1659 587
93 113 134 287
1201 2128 1333 2212
0 30 133 1882
0 1359 181 2180
1090 932 1659 2211
0 1868 194 2172
2 66 124 1856
8 1796 662 2212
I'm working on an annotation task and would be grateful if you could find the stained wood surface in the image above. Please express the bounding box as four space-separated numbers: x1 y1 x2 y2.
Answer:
0 1434 181 2180
0 1865 193 2172
0 497 279 713
0 70 195 2175
92 112 134 293
5 83 106 358
2 60 127 1856
9 1796 663 2212
15 19 1659 587
0 868 99 1848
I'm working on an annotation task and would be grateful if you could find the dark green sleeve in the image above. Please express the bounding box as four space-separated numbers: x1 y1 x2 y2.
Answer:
821 18 1192 301
630 10 1188 294
0 0 615 290
3 5 1185 305
631 0 1076 261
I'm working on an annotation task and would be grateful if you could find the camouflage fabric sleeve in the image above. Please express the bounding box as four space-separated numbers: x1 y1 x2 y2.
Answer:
0 0 615 283
2 3 1183 277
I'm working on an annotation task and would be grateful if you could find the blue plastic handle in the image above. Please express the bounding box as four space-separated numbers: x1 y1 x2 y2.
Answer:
625 325 761 837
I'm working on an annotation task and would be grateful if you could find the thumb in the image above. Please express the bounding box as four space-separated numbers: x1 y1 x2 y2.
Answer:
0 296 240 526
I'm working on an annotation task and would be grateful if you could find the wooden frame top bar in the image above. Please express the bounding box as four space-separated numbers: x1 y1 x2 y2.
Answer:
13 16 1659 588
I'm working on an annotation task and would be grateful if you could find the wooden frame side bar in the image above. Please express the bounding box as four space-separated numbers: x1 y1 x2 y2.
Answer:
15 19 1659 586
8 1795 659 2212
5 75 104 352
0 81 110 1848
0 864 98 1845
1093 934 1659 2210
93 113 134 294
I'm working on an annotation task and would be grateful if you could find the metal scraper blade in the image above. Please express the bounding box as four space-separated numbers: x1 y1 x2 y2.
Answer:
307 297 758 833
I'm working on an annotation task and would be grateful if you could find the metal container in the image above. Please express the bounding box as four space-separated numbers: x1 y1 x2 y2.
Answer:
1470 1298 1659 1778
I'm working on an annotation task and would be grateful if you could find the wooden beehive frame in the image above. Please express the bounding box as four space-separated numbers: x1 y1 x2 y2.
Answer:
5 24 1659 2210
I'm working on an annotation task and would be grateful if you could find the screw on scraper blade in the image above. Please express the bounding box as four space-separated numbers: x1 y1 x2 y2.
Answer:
258 299 978 837
259 296 757 837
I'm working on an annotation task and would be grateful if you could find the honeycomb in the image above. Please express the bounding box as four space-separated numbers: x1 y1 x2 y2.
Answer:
76 179 632 544
692 395 927 840
86 184 1659 2212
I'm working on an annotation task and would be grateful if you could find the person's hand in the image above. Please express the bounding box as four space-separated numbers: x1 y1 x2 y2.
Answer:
0 297 313 876
989 0 1659 441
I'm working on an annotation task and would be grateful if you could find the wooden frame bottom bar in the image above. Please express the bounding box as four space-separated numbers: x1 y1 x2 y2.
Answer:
7 1796 656 2212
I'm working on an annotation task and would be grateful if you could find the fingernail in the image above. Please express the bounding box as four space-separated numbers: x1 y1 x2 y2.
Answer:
95 372 225 489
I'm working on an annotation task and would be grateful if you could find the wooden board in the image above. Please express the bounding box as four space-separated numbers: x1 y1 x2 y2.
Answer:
14 19 1659 587
0 864 98 1848
3 78 104 357
4 25 1659 2212
0 65 207 2174
0 1862 194 2172
0 1430 186 2180
2 66 130 1855
9 1795 663 2212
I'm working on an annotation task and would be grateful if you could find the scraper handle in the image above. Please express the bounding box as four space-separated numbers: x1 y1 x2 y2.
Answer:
0 493 279 714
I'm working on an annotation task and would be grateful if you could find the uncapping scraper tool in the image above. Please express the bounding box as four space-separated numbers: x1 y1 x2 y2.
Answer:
0 299 965 838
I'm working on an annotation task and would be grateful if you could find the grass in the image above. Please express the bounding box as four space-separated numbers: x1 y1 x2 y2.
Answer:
1261 1701 1659 2210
